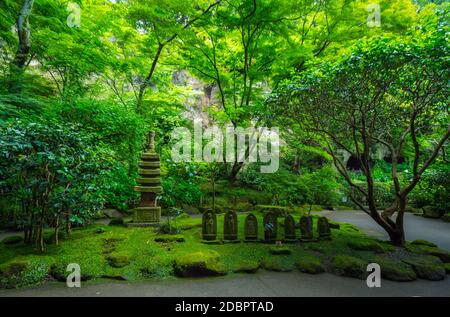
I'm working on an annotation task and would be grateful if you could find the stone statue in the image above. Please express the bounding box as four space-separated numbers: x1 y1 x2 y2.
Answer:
202 209 217 241
244 213 258 241
284 214 296 241
318 216 331 240
300 215 314 241
223 210 238 241
263 211 278 243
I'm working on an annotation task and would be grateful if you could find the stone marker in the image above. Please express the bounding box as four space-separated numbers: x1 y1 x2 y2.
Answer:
284 214 296 241
318 216 331 240
244 213 258 241
202 209 217 241
263 211 278 243
300 215 314 241
128 131 162 227
223 210 238 242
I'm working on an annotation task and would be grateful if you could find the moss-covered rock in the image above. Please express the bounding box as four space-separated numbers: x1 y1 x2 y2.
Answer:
406 244 450 263
95 227 106 234
370 256 416 281
331 255 367 279
109 217 124 226
444 263 450 274
347 240 384 253
50 262 92 282
441 213 450 223
106 252 131 268
402 256 446 281
233 260 260 274
0 260 49 289
296 255 324 274
174 250 227 277
2 235 23 245
262 257 295 272
411 240 437 248
269 246 291 255
154 235 185 243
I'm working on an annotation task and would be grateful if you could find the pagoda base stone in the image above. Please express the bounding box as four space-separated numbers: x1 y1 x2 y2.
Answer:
128 206 161 226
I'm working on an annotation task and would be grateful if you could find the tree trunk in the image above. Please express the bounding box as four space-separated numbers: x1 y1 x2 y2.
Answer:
66 209 72 236
54 215 59 246
13 0 34 68
228 161 244 183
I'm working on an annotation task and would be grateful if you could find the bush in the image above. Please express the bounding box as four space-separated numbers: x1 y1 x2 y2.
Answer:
0 260 49 289
2 236 23 245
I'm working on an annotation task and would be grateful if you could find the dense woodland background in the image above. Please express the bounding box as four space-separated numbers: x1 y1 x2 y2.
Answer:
0 0 448 248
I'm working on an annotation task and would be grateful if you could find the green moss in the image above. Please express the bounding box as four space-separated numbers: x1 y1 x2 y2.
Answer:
269 246 291 255
262 257 295 272
331 255 367 279
406 244 450 263
370 256 416 281
411 240 437 248
174 250 227 277
232 260 260 273
296 255 324 274
444 263 450 274
50 262 93 282
2 236 23 245
106 252 131 268
0 260 49 289
347 240 384 253
402 256 445 281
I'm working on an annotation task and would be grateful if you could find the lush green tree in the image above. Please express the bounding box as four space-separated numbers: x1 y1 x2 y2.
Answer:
275 10 449 245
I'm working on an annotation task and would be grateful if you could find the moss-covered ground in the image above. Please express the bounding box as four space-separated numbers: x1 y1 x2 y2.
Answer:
0 213 448 289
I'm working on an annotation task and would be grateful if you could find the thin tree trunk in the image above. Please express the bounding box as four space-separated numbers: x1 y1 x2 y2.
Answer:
66 209 72 236
13 0 34 69
54 214 59 246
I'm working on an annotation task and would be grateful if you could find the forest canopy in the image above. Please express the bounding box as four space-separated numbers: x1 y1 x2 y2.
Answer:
0 0 448 249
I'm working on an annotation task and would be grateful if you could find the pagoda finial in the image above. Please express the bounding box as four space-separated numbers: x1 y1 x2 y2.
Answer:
148 131 155 150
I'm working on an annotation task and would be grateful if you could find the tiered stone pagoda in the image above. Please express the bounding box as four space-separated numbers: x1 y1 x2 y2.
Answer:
128 131 162 226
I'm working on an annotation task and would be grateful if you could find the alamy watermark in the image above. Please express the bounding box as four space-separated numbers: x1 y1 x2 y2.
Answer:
66 263 81 288
367 3 381 28
67 2 81 28
170 120 280 173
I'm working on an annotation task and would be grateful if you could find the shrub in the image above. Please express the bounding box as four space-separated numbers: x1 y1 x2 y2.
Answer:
2 236 23 245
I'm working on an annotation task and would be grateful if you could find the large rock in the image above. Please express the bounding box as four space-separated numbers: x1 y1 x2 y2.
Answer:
102 209 124 218
402 256 446 281
106 252 131 268
296 256 325 274
422 206 442 219
174 251 227 277
262 257 295 272
331 255 367 279
347 240 384 253
370 256 416 281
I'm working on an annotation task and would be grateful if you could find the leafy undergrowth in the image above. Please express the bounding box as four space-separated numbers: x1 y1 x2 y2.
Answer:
0 214 448 289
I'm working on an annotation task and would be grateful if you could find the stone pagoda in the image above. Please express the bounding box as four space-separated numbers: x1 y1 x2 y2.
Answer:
129 131 162 226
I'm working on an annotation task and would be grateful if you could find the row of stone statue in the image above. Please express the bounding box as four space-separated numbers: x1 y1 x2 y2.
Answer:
202 210 331 242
